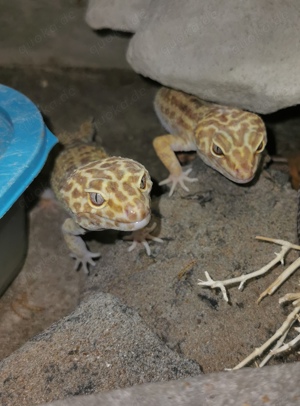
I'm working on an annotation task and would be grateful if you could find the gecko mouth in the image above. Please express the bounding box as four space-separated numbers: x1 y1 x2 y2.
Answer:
233 176 255 184
224 171 255 184
115 212 152 231
209 160 256 184
76 211 151 232
201 154 257 185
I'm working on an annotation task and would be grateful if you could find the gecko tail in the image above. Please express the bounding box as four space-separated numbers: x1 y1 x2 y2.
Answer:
78 117 96 142
59 117 96 146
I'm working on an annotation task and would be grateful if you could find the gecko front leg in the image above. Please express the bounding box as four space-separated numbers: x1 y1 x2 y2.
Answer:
153 134 198 196
123 222 163 256
62 218 101 274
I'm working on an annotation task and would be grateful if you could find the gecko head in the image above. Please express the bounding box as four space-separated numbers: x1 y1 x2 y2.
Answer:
195 107 267 183
62 157 153 231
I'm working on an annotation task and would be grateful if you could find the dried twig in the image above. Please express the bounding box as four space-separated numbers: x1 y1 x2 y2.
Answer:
231 299 300 370
198 237 300 302
177 259 197 280
259 328 290 367
270 326 300 355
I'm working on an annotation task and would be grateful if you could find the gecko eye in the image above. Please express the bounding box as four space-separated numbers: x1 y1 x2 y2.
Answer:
89 192 105 207
256 141 265 153
140 173 147 190
212 143 224 157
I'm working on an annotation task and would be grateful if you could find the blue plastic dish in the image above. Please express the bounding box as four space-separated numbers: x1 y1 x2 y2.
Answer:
0 84 58 296
0 84 57 218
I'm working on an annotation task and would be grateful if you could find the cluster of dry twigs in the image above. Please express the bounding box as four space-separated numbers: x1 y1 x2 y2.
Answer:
198 237 300 369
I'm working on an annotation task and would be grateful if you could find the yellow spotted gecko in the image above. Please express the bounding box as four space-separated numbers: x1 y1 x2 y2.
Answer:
51 120 156 274
153 87 267 195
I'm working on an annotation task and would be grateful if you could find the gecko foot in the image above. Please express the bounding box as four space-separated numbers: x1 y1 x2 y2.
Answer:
123 223 163 256
70 250 101 275
159 168 198 196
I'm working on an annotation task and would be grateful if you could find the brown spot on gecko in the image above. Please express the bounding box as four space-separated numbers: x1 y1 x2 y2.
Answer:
236 123 250 140
173 99 197 121
102 172 113 180
132 197 142 207
72 188 81 198
80 157 94 166
106 181 118 194
123 164 136 174
176 116 192 131
105 209 115 219
83 202 92 212
84 168 97 175
64 182 73 192
160 106 176 120
105 157 119 164
200 127 215 139
76 175 87 185
98 162 112 169
216 114 229 124
115 190 127 202
127 175 139 184
123 183 136 196
110 202 122 213
73 202 81 212
115 169 124 181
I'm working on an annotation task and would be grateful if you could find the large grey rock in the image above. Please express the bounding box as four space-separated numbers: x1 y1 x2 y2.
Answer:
0 292 201 406
85 0 151 32
39 362 300 406
126 0 300 113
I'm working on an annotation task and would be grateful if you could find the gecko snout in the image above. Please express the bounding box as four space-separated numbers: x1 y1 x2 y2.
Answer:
124 201 150 222
234 163 255 182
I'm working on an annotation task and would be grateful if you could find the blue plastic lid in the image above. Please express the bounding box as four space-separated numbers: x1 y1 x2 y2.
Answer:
0 84 58 218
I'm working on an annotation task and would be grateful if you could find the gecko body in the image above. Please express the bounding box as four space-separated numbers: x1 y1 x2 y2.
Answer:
51 121 152 273
153 87 267 195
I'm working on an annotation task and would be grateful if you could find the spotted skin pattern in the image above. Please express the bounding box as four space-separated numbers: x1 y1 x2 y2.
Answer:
153 87 267 196
51 121 152 274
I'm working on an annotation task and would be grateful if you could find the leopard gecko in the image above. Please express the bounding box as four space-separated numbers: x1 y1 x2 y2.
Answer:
51 120 153 274
153 87 267 196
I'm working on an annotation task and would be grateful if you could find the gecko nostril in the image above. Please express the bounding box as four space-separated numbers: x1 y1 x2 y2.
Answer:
125 201 149 221
125 204 137 221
